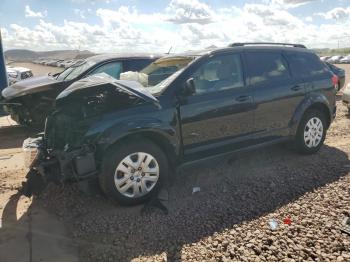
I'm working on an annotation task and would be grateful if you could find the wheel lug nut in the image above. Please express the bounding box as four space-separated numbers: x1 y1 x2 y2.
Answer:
130 176 134 180
141 173 145 177
137 178 141 182
138 167 142 171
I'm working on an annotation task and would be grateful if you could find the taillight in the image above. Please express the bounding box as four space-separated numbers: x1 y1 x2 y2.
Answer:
332 75 339 89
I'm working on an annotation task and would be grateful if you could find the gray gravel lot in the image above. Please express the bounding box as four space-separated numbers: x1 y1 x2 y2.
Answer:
31 100 349 262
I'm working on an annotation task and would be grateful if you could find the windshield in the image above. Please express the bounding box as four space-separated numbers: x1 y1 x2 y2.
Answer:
147 68 184 95
56 60 95 81
120 56 195 87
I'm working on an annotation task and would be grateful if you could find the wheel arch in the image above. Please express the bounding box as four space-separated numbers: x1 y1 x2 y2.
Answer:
290 95 332 135
101 130 179 168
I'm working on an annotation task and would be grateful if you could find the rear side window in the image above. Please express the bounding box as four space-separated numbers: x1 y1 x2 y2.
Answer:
285 52 328 79
245 52 290 85
123 59 154 72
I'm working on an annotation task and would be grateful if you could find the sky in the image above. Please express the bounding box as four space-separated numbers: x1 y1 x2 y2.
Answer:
0 0 350 53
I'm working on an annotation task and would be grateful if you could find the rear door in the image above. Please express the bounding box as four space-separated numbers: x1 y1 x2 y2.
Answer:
179 52 255 158
244 51 305 139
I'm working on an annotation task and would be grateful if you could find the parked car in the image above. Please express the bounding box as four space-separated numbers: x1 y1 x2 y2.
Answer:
328 55 343 64
21 43 337 205
339 55 350 64
342 83 350 114
62 60 76 68
320 56 331 62
324 62 345 91
1 53 161 126
6 66 33 85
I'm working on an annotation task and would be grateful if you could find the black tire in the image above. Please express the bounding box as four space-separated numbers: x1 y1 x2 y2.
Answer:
295 109 327 154
99 138 168 206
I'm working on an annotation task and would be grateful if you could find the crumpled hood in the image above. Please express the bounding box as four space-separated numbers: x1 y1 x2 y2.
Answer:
56 73 160 108
1 75 60 100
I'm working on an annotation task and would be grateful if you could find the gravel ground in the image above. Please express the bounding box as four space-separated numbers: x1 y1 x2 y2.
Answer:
0 64 349 261
29 100 349 262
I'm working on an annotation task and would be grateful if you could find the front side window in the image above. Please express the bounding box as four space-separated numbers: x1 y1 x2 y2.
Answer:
90 62 123 79
190 54 244 95
245 52 290 85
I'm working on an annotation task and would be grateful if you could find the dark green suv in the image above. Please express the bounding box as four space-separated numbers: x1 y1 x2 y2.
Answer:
22 43 337 205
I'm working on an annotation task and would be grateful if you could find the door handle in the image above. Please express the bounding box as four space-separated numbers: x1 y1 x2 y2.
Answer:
235 95 251 102
291 85 302 91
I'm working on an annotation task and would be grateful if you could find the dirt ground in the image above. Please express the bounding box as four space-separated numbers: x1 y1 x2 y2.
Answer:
0 65 349 261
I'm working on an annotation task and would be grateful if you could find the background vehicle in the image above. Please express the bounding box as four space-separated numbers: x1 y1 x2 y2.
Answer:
328 55 343 64
325 62 345 91
339 55 350 64
23 43 337 205
6 66 33 85
320 56 331 62
342 83 350 114
1 53 161 126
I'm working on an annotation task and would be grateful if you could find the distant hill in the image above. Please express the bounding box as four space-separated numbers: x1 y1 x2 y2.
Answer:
4 49 96 62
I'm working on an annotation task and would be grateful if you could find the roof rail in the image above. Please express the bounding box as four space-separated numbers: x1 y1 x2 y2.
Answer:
229 42 306 48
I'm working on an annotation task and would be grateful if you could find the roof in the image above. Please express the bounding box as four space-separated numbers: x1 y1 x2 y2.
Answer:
206 45 314 56
86 53 163 63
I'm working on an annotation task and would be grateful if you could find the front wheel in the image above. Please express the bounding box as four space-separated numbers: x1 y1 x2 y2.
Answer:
295 109 327 154
99 139 168 205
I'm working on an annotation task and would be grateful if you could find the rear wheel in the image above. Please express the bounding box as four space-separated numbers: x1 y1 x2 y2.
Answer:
295 109 327 154
99 138 168 205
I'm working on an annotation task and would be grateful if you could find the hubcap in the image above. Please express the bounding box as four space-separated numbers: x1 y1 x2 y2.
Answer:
114 152 159 198
303 117 323 148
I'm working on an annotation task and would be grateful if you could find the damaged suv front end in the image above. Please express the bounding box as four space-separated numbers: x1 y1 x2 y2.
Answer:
21 73 161 196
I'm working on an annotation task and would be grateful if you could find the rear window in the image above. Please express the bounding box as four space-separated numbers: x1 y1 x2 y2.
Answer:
285 52 328 79
245 52 290 85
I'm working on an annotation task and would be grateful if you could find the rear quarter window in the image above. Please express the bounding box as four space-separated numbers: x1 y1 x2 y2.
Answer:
285 52 329 79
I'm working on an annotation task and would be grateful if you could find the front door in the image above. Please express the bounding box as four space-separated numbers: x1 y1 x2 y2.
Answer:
179 52 255 158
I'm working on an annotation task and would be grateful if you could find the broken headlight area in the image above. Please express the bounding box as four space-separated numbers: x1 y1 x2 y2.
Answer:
21 137 98 197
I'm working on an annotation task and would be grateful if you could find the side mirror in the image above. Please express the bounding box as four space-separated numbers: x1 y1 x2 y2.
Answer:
183 78 196 96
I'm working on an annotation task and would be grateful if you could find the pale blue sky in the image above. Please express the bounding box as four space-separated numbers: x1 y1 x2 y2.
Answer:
1 0 350 52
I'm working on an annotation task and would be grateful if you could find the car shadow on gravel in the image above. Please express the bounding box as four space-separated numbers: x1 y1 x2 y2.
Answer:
3 143 349 262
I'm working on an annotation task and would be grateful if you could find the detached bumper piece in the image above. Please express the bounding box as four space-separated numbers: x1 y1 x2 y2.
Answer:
341 216 350 235
20 137 98 197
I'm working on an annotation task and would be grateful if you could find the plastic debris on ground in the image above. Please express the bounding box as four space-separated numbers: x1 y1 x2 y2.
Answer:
268 219 279 230
192 187 201 194
341 216 350 235
283 217 292 225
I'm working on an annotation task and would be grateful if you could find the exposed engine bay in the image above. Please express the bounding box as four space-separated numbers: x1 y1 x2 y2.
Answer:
21 73 159 196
